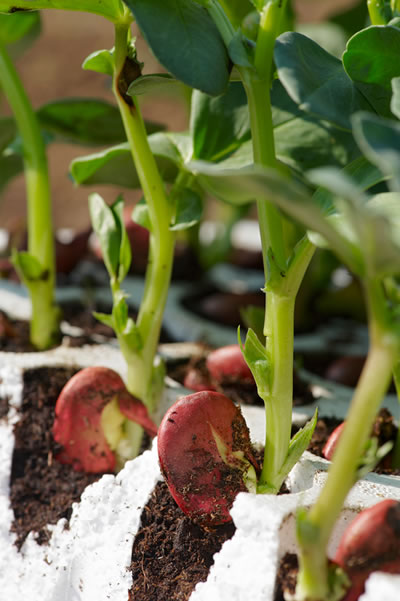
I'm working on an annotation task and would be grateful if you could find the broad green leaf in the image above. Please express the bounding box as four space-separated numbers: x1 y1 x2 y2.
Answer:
274 31 372 131
122 0 230 95
0 1 124 22
127 73 177 96
0 117 16 152
37 98 162 145
82 48 114 76
37 99 126 146
228 32 254 69
112 197 132 282
170 188 202 231
352 111 400 191
190 82 250 161
312 155 386 216
343 25 400 118
0 152 23 192
271 81 359 172
89 193 121 278
70 132 181 187
187 160 361 272
391 77 400 119
0 11 40 47
308 168 400 277
12 250 43 281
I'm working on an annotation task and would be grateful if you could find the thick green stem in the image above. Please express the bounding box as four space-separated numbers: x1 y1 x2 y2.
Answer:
113 23 175 409
296 279 399 600
239 0 311 491
259 293 295 490
0 42 59 350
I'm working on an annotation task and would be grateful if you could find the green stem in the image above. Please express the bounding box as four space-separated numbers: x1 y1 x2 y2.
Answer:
113 23 175 410
296 279 399 600
258 293 295 490
238 0 309 492
0 42 59 350
367 0 388 23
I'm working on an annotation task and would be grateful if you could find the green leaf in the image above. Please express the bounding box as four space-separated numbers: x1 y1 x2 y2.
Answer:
122 0 230 95
271 81 359 173
343 25 400 118
0 151 23 192
308 168 400 277
278 409 318 483
0 117 16 152
391 77 400 119
274 31 372 131
239 327 270 397
93 311 114 329
127 73 177 96
352 111 400 191
121 318 142 352
70 132 181 187
170 187 202 231
228 31 254 69
89 193 121 278
112 290 129 333
190 82 250 161
131 198 151 232
37 97 163 145
187 160 362 273
112 196 132 282
11 250 43 281
0 1 123 22
311 155 386 217
37 99 126 146
82 48 114 76
0 11 40 49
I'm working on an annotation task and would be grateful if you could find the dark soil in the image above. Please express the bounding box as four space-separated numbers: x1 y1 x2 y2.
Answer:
0 311 36 352
128 481 236 601
10 366 105 549
0 393 10 420
274 553 299 601
0 300 171 352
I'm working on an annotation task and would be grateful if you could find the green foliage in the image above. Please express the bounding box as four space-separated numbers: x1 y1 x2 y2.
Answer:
0 11 41 58
0 0 124 22
239 328 270 397
89 194 131 282
70 133 183 187
127 73 177 96
170 188 202 231
343 25 400 117
352 111 400 190
190 82 251 161
122 0 230 95
37 99 127 146
12 250 44 281
82 48 114 76
274 32 372 130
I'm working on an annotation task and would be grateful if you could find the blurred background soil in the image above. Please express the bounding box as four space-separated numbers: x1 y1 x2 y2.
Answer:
0 0 358 232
